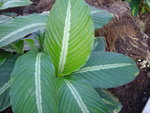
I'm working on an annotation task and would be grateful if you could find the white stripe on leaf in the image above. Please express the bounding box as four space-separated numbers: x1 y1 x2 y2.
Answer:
35 53 43 113
91 9 114 16
0 23 46 43
58 0 71 75
64 80 90 113
75 63 133 73
0 81 10 95
91 10 101 14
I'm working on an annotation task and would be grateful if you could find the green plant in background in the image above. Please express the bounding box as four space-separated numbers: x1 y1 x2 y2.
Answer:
125 0 150 16
0 0 139 113
142 0 150 13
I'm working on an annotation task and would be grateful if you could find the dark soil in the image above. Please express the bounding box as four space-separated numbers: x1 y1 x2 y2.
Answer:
1 107 12 113
110 68 150 113
0 0 150 113
0 7 24 15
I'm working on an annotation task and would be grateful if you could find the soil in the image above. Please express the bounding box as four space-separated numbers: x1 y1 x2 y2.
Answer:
0 0 150 113
110 68 150 113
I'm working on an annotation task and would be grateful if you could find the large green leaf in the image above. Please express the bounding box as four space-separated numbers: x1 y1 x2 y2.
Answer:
44 0 94 76
0 55 18 112
96 89 122 113
57 77 109 113
10 51 58 113
42 6 114 31
90 6 113 30
33 5 113 31
0 14 48 48
0 0 32 10
73 52 139 88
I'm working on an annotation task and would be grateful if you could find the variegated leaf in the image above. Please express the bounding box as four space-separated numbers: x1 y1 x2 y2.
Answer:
73 52 139 88
10 51 58 113
0 55 18 112
57 77 109 113
44 0 94 76
90 6 113 30
96 89 122 113
0 14 47 48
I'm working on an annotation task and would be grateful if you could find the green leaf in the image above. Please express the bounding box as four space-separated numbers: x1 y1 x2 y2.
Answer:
44 0 94 76
11 40 24 54
93 37 106 52
0 51 11 67
0 15 12 24
10 51 58 113
96 89 122 113
73 52 139 88
127 0 140 16
43 6 114 31
0 14 48 48
57 77 109 113
34 31 45 51
141 6 150 14
25 39 38 51
90 6 114 30
0 55 18 112
145 0 150 8
0 0 32 10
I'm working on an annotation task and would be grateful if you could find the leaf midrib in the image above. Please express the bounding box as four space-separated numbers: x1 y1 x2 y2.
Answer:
35 53 43 113
0 23 46 47
75 63 133 73
58 0 71 75
64 79 90 113
0 81 10 95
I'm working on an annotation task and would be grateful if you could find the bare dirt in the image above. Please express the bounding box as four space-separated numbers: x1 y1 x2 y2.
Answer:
110 68 150 113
